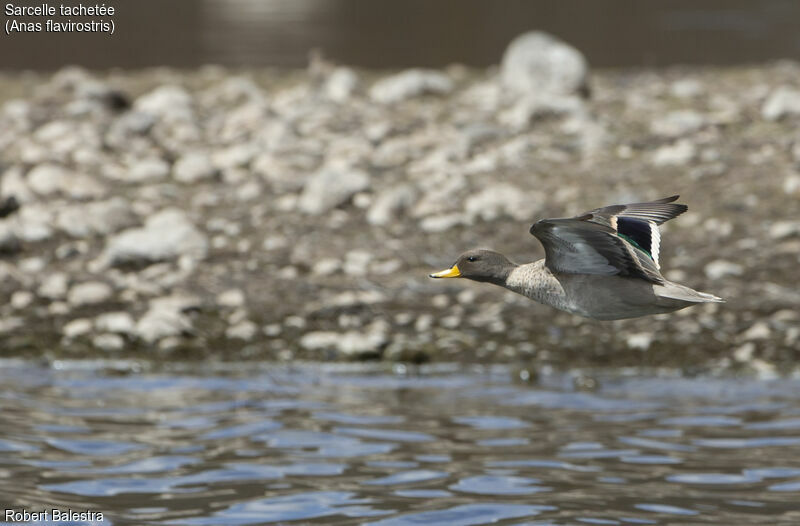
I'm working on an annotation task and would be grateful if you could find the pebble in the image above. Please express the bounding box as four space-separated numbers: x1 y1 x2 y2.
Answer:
94 311 136 335
626 332 654 351
135 306 190 344
27 164 68 196
733 342 755 362
62 318 93 339
11 291 34 310
297 165 370 215
128 157 170 182
650 110 705 137
464 184 540 222
325 67 359 102
762 86 800 120
768 220 800 239
55 197 137 238
173 151 216 183
92 333 125 351
370 69 453 104
670 78 704 99
419 213 464 233
741 322 771 341
226 320 258 341
67 281 113 307
704 260 744 280
651 140 696 167
216 289 246 308
366 185 417 226
104 208 208 266
312 258 341 276
343 250 373 276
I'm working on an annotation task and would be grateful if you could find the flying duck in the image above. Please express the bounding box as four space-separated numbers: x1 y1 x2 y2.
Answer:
429 195 723 320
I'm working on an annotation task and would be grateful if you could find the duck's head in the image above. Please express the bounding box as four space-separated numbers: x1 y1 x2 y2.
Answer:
429 249 515 285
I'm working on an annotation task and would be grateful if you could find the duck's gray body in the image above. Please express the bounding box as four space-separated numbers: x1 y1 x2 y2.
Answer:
430 195 724 321
505 260 720 320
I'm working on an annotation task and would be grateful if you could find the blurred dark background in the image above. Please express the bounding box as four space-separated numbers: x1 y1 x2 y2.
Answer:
2 0 800 70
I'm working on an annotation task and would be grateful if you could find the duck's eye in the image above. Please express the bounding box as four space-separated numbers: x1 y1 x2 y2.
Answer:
467 256 478 262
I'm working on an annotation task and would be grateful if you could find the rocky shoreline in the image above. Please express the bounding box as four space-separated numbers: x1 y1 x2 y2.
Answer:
0 33 798 371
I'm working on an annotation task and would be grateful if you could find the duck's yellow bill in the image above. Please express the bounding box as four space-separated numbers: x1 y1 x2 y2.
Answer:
429 264 461 278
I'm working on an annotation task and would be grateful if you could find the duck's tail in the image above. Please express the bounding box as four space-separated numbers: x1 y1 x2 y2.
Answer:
657 282 725 304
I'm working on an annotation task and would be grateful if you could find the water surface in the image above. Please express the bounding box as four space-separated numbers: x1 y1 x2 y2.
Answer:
1 360 800 525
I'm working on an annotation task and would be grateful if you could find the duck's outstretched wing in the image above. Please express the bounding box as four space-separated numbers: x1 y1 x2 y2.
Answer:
530 218 664 283
581 195 687 268
528 196 688 284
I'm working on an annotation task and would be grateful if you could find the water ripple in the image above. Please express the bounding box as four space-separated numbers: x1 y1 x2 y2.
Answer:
364 503 555 526
3 362 800 524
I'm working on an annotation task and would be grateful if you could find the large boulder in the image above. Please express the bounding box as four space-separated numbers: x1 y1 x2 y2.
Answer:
500 31 589 97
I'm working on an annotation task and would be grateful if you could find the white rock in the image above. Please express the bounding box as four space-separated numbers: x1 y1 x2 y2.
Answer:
670 79 704 99
651 140 696 167
135 307 191 344
650 110 705 138
18 256 46 274
500 31 588 97
0 316 24 335
37 272 69 300
299 321 388 357
1 166 35 203
226 320 258 341
784 173 800 195
300 331 340 351
0 221 19 252
768 220 800 239
370 69 453 104
464 184 540 222
236 181 261 202
297 165 370 215
499 93 584 129
92 333 125 351
94 311 135 334
67 281 113 306
55 197 137 238
128 157 170 182
325 67 359 102
366 184 417 226
27 164 67 196
762 86 800 120
217 289 246 308
104 208 208 265
741 322 771 341
62 318 92 339
312 258 341 276
25 164 104 199
704 259 744 280
263 323 281 336
419 213 464 233
11 205 53 242
10 290 34 310
212 143 257 171
135 85 194 121
343 250 373 276
733 342 755 362
626 332 654 351
370 259 402 275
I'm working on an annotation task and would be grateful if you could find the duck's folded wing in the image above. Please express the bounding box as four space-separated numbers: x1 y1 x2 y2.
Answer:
530 218 664 284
